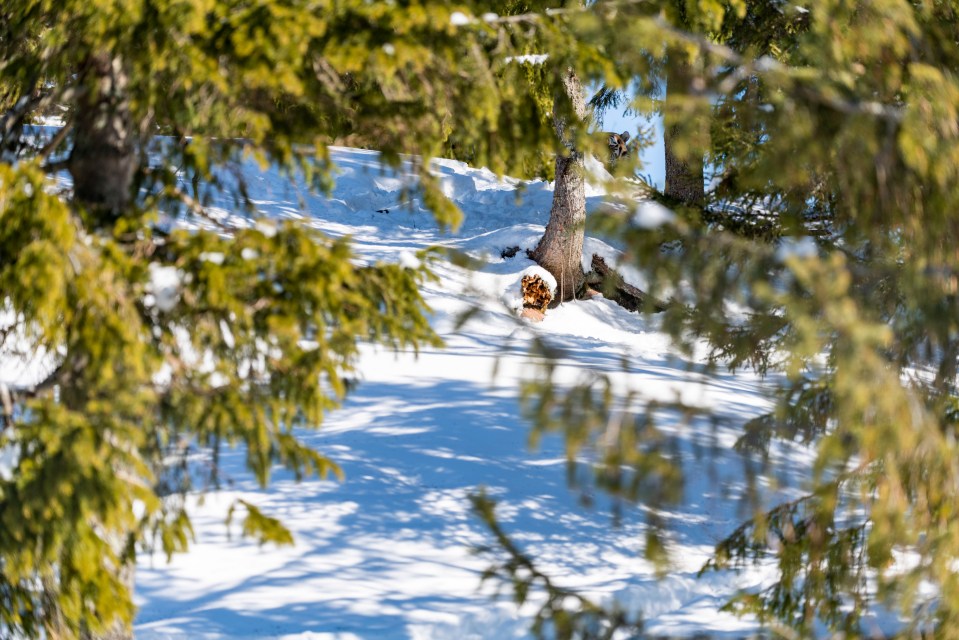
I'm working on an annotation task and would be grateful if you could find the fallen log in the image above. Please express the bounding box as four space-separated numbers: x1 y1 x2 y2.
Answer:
588 254 669 313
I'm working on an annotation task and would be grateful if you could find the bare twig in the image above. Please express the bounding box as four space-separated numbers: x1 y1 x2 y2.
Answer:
37 119 72 160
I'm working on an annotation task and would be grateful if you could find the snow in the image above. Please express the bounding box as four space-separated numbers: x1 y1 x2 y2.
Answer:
775 235 818 262
3 140 819 638
398 250 421 270
198 251 226 265
633 200 676 229
34 115 65 127
256 219 279 237
132 148 812 639
449 11 471 26
0 305 58 388
504 54 549 65
147 264 182 313
0 437 17 482
519 265 557 294
583 153 612 184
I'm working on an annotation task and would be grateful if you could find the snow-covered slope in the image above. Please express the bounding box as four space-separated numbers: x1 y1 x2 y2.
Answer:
130 148 817 639
6 145 811 638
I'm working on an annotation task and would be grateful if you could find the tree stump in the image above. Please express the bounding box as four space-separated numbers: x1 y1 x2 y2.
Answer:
521 273 553 315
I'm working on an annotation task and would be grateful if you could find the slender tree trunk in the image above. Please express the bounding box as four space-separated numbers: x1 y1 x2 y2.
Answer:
66 53 137 640
68 53 137 225
663 49 706 207
532 68 588 303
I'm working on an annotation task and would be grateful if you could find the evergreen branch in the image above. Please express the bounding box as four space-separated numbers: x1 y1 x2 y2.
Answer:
0 86 79 148
476 3 904 124
2 362 66 402
471 491 642 640
40 159 70 174
163 185 233 232
650 16 904 123
470 6 580 25
0 89 43 141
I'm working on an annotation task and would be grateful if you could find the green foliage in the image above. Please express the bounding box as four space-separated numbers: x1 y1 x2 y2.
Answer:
0 0 523 636
5 0 959 637
547 1 959 637
464 1 959 638
701 487 872 637
0 402 152 639
0 163 75 344
226 499 294 548
0 157 442 637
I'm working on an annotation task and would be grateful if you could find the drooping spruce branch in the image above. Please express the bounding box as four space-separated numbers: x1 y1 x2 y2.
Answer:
471 491 644 640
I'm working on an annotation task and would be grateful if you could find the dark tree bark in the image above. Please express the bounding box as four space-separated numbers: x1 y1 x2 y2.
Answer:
67 54 137 640
589 254 669 312
68 53 137 225
531 69 588 303
663 49 706 207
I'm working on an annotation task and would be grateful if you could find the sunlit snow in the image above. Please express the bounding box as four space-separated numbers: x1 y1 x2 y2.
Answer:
129 148 811 639
3 138 819 639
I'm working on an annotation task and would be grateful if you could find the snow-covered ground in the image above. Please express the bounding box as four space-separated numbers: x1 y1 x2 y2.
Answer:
1 139 815 638
127 148 819 639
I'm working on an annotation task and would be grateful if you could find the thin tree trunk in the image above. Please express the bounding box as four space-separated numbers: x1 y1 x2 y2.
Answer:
663 49 706 207
531 68 588 303
68 53 137 225
67 53 137 640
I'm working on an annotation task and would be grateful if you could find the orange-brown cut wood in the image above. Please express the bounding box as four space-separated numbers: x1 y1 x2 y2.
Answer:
521 274 553 313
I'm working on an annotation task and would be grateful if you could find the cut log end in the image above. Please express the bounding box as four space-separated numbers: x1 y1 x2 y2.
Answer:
521 274 553 314
520 307 546 323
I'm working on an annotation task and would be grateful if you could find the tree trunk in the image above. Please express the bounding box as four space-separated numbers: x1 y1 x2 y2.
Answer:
68 53 137 225
531 69 588 303
663 49 706 207
66 54 137 640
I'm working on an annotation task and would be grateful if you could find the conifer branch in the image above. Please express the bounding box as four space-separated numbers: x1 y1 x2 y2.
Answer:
471 492 643 639
0 89 43 141
0 86 79 147
164 185 233 232
40 159 71 174
478 3 904 124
